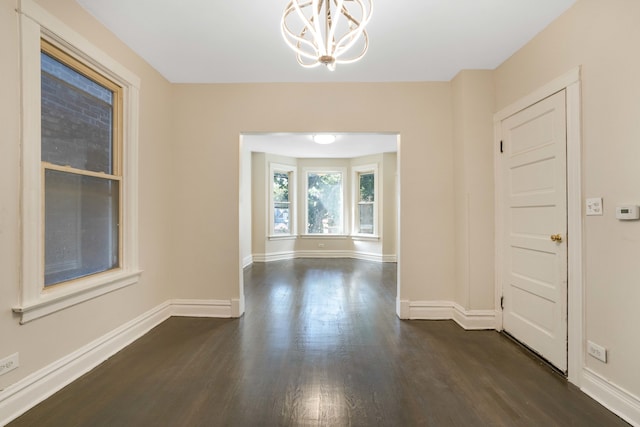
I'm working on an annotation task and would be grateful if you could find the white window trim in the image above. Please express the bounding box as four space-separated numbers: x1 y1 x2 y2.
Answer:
13 0 142 324
303 167 347 236
351 163 379 238
268 163 297 238
298 234 350 240
351 235 380 242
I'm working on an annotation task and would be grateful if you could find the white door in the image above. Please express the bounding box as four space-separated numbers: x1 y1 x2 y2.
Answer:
501 90 567 372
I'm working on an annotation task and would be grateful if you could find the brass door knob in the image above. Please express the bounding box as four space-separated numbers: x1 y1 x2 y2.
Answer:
550 234 563 242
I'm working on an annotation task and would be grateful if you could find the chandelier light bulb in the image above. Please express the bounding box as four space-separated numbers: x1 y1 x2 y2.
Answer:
281 0 373 70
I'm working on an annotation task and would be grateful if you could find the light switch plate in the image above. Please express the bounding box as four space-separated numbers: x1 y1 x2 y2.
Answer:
586 197 603 216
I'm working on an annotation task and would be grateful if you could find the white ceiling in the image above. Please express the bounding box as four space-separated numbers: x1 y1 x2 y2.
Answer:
74 0 576 157
76 0 577 84
243 133 398 158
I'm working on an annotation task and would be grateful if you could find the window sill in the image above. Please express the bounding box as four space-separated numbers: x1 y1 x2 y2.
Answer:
12 269 142 324
300 234 350 239
268 234 298 241
351 235 380 241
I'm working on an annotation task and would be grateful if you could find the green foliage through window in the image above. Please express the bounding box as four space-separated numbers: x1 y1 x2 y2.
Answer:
307 172 343 234
273 171 291 234
357 171 375 234
359 173 374 202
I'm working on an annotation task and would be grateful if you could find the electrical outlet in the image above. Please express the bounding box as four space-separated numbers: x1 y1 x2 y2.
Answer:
587 341 607 363
0 353 19 376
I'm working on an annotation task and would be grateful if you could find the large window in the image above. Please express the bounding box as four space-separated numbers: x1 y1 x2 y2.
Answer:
15 0 141 323
41 40 122 286
306 170 344 235
353 164 378 236
270 164 296 236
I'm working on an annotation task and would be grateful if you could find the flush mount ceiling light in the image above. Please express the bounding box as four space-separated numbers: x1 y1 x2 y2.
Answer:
313 134 337 144
281 0 373 71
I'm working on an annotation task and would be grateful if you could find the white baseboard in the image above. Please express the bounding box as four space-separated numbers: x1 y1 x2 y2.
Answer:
582 368 640 426
451 303 496 330
252 251 296 263
408 300 453 320
0 299 236 426
242 255 253 268
252 250 397 264
6 299 635 427
347 251 397 263
295 250 356 259
405 300 495 330
380 254 398 263
231 297 244 318
397 298 410 319
170 299 233 318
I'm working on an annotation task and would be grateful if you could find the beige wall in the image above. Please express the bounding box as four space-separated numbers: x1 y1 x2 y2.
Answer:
250 152 268 256
240 145 253 265
171 82 455 305
0 0 22 389
451 70 496 311
381 152 398 257
494 0 640 399
0 0 175 389
10 0 639 417
2 0 456 388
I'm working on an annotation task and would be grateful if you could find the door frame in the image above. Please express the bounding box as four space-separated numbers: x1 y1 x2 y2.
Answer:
493 67 582 386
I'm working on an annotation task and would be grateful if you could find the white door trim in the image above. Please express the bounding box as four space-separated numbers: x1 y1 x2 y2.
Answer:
494 67 582 386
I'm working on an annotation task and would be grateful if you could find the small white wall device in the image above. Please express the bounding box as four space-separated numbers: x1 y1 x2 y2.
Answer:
615 205 640 220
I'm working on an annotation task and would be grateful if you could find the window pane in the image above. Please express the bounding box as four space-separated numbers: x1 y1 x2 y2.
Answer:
307 172 343 234
273 172 291 234
273 172 289 202
41 52 114 174
44 169 119 286
359 173 374 202
358 203 374 234
274 202 290 234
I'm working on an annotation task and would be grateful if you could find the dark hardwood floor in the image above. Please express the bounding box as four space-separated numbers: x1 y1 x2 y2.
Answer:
10 259 628 426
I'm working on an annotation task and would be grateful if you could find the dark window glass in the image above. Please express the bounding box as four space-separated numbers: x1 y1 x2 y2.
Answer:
44 170 119 286
41 52 114 174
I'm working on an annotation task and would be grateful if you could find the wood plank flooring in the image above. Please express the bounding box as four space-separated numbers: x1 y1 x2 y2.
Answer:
9 259 628 426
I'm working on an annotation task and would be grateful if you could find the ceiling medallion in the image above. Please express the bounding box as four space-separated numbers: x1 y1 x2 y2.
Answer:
281 0 373 71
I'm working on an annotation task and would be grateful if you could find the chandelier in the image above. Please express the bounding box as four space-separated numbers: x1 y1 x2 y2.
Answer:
281 0 373 71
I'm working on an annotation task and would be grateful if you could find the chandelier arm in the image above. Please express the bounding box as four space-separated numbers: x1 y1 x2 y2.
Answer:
312 0 327 55
342 0 373 32
326 0 346 56
334 30 369 64
295 31 322 66
338 6 362 27
290 0 323 50
296 52 322 68
332 0 372 58
281 25 321 61
281 0 373 69
333 29 365 57
281 7 324 60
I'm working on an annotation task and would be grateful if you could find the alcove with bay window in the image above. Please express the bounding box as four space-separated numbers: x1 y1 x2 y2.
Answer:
241 133 398 266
